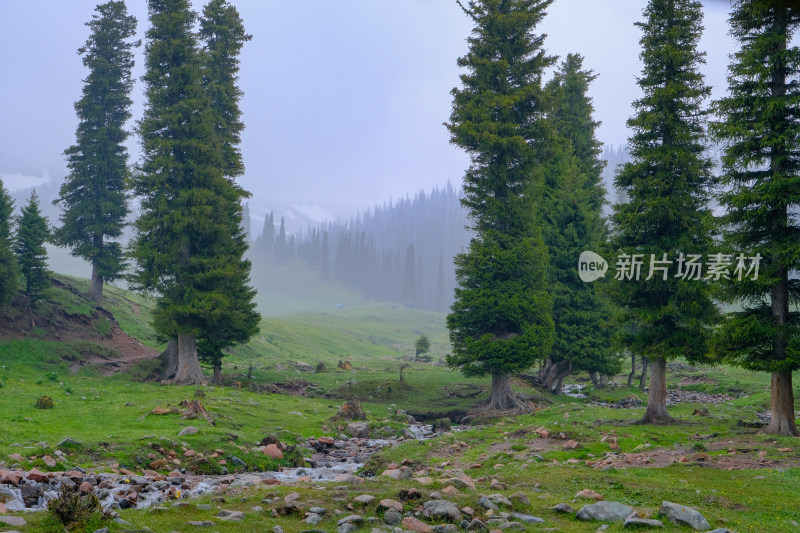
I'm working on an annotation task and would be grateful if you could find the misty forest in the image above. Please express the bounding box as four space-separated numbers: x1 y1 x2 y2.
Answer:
0 0 799 532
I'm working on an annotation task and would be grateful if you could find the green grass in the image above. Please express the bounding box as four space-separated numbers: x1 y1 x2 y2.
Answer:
2 274 800 533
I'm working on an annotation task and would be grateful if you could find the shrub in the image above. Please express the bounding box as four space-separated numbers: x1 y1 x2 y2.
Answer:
47 483 112 532
35 395 54 409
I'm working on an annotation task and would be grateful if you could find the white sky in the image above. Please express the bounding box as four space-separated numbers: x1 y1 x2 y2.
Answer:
0 0 738 215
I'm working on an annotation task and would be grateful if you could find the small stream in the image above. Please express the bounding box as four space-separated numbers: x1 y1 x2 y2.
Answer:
0 423 439 511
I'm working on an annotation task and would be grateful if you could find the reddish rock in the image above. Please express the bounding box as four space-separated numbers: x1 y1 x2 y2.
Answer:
576 488 603 501
42 455 57 468
401 458 414 466
184 450 196 458
297 476 312 482
27 469 48 482
261 444 284 460
7 454 24 463
562 440 581 451
79 481 93 493
402 516 433 533
0 472 21 486
120 468 135 476
379 499 403 512
0 502 6 514
318 437 335 446
150 460 166 470
263 479 282 485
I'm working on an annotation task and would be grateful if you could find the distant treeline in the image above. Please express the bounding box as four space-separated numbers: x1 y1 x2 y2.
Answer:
249 183 471 312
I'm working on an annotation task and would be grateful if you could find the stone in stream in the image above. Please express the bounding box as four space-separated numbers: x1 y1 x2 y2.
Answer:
659 501 710 530
576 501 633 522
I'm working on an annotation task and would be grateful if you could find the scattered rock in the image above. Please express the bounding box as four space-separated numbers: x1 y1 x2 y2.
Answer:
499 522 525 531
216 510 245 521
623 514 664 528
423 500 462 522
402 516 434 533
576 502 634 522
347 422 370 438
384 510 403 525
509 492 530 507
487 494 512 507
562 440 581 450
354 494 376 505
338 523 358 533
379 499 403 512
659 501 710 531
467 518 488 531
576 488 604 501
179 426 198 437
477 495 499 510
304 513 323 525
42 455 56 468
0 516 27 526
188 521 215 527
553 503 574 514
510 513 544 524
261 444 284 460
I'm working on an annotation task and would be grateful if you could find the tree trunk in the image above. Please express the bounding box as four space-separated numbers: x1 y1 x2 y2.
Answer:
173 332 205 385
637 356 673 425
639 356 649 390
542 358 571 393
159 339 178 381
590 372 607 389
627 352 636 387
765 369 799 436
486 373 529 411
212 363 222 385
87 261 103 304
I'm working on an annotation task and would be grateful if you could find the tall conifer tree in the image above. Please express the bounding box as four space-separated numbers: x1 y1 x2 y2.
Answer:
132 0 254 385
611 0 718 424
0 180 19 305
15 191 50 305
54 1 136 304
446 0 555 411
195 0 259 384
710 0 800 436
540 54 617 391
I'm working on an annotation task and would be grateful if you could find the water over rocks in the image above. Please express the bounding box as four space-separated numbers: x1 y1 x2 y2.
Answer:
0 424 437 512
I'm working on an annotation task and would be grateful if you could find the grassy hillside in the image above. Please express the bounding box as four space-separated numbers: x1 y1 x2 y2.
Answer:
3 274 800 533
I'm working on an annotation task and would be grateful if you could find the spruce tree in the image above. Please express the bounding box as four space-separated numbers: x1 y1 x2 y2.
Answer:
199 0 251 179
15 191 50 304
131 0 253 385
53 1 136 304
446 0 555 411
320 231 330 280
195 0 260 384
710 0 800 436
0 179 19 306
610 0 718 424
541 54 617 392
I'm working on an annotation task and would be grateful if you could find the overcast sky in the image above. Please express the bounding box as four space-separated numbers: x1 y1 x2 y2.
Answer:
0 0 736 219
